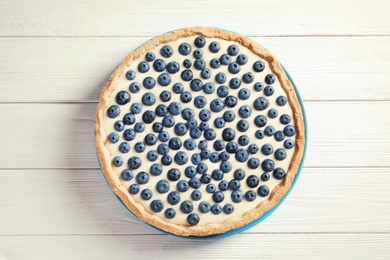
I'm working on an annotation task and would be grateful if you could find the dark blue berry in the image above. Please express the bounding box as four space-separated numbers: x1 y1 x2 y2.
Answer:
217 85 229 98
264 85 274 96
206 183 216 193
234 169 245 180
221 128 235 142
190 79 203 92
177 180 190 192
158 131 170 142
284 125 296 137
167 168 181 181
114 121 125 132
121 169 134 181
168 102 182 115
199 201 211 213
129 184 140 194
141 189 152 200
145 52 156 62
219 180 229 191
242 72 254 83
181 69 193 81
191 190 202 201
228 62 240 74
237 119 249 132
154 104 167 117
130 103 142 115
180 200 194 214
210 58 221 69
134 142 145 153
248 158 260 169
138 61 150 73
183 166 196 179
193 49 203 59
227 44 239 56
144 133 157 146
211 204 222 215
284 139 295 149
268 108 278 119
181 108 194 121
209 41 220 53
198 140 208 150
147 150 158 162
220 161 232 173
189 177 201 189
238 135 249 146
199 121 209 131
254 115 267 127
123 113 135 125
119 142 130 153
226 142 238 154
116 91 130 105
220 54 231 65
213 191 224 203
238 88 250 100
261 172 270 181
280 114 291 125
172 83 184 94
261 144 273 155
210 98 225 112
273 168 286 180
191 153 201 165
126 70 136 80
160 45 173 58
248 144 259 154
200 149 212 160
159 90 171 102
183 139 196 151
183 59 192 68
150 163 163 176
253 61 265 72
158 73 171 86
199 109 211 121
194 36 206 48
254 82 264 91
161 155 173 165
223 110 235 123
187 118 198 129
231 190 244 203
229 78 241 89
152 122 163 133
225 95 237 108
113 156 123 167
142 110 156 124
255 130 265 139
180 91 192 103
178 42 192 56
265 74 276 84
204 128 216 140
153 59 166 72
197 162 208 174
247 175 259 188
108 132 120 143
168 137 182 150
174 122 188 136
215 72 226 84
258 185 270 197
235 149 249 162
261 159 275 172
254 97 268 111
245 190 256 201
223 204 234 214
162 115 175 128
194 59 206 70
129 82 141 93
274 131 285 141
123 129 136 141
165 208 176 219
213 139 225 151
136 171 149 184
239 105 252 119
187 213 200 225
229 179 241 191
200 174 212 184
265 126 275 136
190 127 202 139
276 95 288 106
175 151 188 165
107 105 120 118
212 169 224 181
274 148 287 161
219 151 230 161
214 117 226 129
236 54 248 65
167 191 180 205
203 82 215 94
143 77 156 89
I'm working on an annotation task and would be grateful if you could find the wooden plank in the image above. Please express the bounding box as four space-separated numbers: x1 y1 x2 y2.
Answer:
0 102 389 168
0 168 389 236
0 234 389 259
0 37 390 102
0 0 388 37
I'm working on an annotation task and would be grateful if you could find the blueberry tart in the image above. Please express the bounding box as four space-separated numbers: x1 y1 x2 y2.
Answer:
95 27 305 237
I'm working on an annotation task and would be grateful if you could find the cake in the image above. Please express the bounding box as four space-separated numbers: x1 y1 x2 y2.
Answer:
95 26 305 237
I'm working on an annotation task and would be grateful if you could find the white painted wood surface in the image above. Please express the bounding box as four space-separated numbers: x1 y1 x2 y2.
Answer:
0 0 389 259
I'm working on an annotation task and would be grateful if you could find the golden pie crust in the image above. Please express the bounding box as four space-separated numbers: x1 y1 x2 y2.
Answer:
95 26 305 237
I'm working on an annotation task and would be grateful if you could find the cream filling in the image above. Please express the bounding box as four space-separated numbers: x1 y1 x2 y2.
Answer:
103 36 295 225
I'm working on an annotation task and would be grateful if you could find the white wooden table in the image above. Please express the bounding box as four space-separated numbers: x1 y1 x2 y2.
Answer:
1 0 389 259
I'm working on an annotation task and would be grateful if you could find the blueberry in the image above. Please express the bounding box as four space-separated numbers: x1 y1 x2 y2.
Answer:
284 139 295 149
198 140 208 150
234 169 245 181
267 108 278 119
145 52 156 62
261 144 273 155
167 191 180 205
210 98 224 112
189 177 202 189
175 151 188 165
129 82 141 93
180 200 194 214
231 190 244 203
143 76 156 89
191 190 202 201
261 172 270 181
236 54 248 65
209 41 220 53
162 115 175 128
206 183 216 193
168 102 182 116
226 142 238 154
280 114 291 125
181 69 193 81
123 113 135 125
184 165 196 178
235 149 249 162
238 88 250 100
203 82 215 94
129 184 140 194
158 73 171 86
199 201 211 213
245 190 256 201
155 200 172 216
167 168 181 181
190 79 203 92
187 213 200 226
116 91 130 105
215 72 226 84
180 91 192 103
238 135 249 146
126 70 136 80
284 125 296 137
229 179 241 191
138 61 150 73
193 49 203 59
194 36 206 48
248 144 259 154
213 139 225 151
183 59 192 68
219 180 229 191
274 148 287 161
154 105 167 117
150 163 163 176
254 115 267 127
160 90 171 102
178 42 192 56
237 119 249 132
165 139 180 153
276 96 288 106
191 153 201 165
200 173 212 184
174 123 188 136
121 169 134 181
147 150 158 162
165 208 176 219
238 105 252 119
197 162 208 174
108 132 120 143
204 128 216 140
180 108 194 121
261 159 275 172
199 109 211 121
199 121 209 131
258 185 270 197
254 97 268 111
273 131 285 142
158 131 170 142
152 122 163 133
265 126 275 136
141 189 152 200
187 118 198 129
264 85 274 96
229 77 241 89
153 59 166 72
114 121 125 132
255 130 265 139
130 103 142 115
212 169 224 181
227 44 239 56
248 158 260 169
134 142 145 153
161 45 173 58
144 133 157 146
221 128 235 142
254 82 264 92
223 204 234 215
113 156 123 167
194 96 208 110
200 149 212 160
211 204 222 215
225 95 237 108
210 58 221 69
217 85 229 98
253 61 265 72
142 92 156 106
213 191 224 203
183 139 196 151
119 142 130 153
190 127 202 139
136 171 149 184
274 168 287 180
123 129 136 141
177 180 190 192
194 59 206 70
220 161 232 173
265 74 276 84
228 62 240 74
171 83 184 94
221 111 234 124
219 151 230 161
142 110 156 124
213 117 225 129
107 105 120 118
247 175 259 188
242 72 254 84
220 54 231 65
